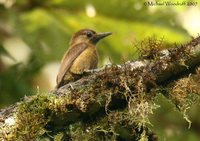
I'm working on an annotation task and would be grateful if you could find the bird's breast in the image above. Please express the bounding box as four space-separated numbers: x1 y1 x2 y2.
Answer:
69 45 98 74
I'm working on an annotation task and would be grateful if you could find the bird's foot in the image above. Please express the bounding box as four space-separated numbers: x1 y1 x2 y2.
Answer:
84 69 99 74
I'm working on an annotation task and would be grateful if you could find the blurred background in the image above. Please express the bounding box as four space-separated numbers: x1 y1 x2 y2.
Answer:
0 0 200 140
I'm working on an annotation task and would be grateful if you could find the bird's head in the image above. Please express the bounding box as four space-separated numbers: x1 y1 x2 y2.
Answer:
70 29 112 46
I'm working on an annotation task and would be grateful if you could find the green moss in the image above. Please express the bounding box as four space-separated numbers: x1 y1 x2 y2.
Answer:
15 94 53 140
1 91 76 140
2 37 200 140
169 68 200 128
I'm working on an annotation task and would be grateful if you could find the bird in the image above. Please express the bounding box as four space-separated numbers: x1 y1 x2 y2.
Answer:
56 29 112 88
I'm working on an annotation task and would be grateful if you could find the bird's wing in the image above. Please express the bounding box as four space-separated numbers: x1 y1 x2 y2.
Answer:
56 43 88 85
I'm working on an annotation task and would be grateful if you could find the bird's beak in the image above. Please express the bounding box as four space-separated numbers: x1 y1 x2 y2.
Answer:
91 32 112 44
96 32 112 40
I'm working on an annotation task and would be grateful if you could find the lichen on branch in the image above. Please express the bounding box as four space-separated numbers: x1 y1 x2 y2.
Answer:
1 36 200 140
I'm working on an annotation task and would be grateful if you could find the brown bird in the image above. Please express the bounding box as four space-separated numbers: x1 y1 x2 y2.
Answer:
56 29 112 88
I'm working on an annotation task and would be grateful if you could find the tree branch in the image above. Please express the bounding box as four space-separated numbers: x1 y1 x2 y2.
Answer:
1 36 200 140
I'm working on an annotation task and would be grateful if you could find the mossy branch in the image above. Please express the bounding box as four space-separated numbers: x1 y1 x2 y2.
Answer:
1 36 200 140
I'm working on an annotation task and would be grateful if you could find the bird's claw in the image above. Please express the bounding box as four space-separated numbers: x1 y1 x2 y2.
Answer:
84 69 99 74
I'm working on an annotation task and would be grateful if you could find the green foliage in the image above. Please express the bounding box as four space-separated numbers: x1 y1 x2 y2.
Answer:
0 0 190 108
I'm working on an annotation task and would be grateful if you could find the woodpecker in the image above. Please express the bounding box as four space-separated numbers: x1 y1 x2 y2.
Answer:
56 29 112 88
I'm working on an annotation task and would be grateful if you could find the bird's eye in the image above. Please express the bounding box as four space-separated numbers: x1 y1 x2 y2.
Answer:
86 31 93 37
